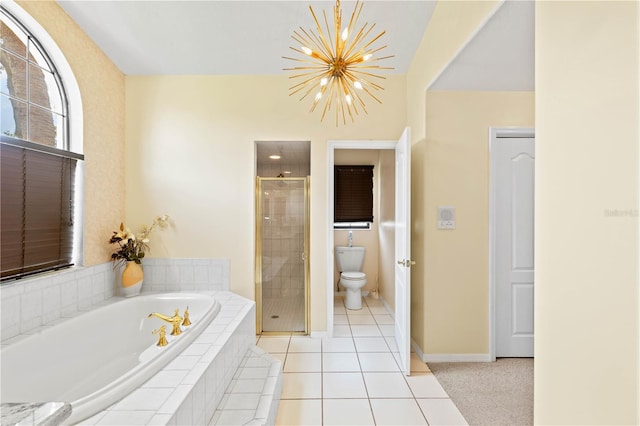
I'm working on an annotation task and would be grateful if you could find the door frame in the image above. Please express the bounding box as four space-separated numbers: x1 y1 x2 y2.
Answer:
488 127 534 361
255 176 311 335
327 140 397 337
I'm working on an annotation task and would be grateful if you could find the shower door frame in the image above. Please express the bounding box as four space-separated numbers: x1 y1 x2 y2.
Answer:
255 176 310 335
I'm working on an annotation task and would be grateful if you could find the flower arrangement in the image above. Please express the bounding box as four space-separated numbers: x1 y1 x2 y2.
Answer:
109 215 169 266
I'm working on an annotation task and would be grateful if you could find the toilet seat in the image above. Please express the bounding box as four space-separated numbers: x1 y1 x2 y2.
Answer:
341 272 366 280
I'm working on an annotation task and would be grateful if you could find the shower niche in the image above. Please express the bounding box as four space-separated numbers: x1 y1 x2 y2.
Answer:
255 141 310 334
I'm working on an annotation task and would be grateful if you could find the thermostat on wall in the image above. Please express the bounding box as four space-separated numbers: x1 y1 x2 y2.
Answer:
437 206 455 230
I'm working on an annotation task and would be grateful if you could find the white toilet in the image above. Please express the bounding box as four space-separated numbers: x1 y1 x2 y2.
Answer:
335 246 367 310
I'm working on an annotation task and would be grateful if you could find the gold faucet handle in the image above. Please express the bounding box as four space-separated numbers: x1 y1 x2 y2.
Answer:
152 325 168 347
182 306 192 326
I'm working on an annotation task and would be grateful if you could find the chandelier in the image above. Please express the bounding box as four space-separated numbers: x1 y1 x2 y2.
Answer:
283 0 393 126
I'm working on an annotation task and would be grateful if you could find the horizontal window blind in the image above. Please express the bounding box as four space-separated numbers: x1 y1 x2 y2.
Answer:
334 165 374 223
1 142 76 280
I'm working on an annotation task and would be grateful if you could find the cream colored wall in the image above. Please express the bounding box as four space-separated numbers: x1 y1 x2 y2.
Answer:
420 91 534 354
377 150 395 308
334 150 381 294
407 0 501 142
16 0 125 267
406 0 504 354
535 1 639 424
125 75 407 331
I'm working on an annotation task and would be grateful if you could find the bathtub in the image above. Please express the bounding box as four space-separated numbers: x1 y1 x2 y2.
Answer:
0 292 220 425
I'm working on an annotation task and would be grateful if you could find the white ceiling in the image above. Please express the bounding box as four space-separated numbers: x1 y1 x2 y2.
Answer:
56 0 533 90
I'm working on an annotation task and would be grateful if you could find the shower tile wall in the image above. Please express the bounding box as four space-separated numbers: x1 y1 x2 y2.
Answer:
261 188 305 299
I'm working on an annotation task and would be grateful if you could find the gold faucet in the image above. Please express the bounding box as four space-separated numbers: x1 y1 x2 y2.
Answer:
148 309 183 335
152 325 168 346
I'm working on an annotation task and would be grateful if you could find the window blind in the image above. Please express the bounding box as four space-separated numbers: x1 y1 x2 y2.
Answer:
334 165 374 223
1 142 76 280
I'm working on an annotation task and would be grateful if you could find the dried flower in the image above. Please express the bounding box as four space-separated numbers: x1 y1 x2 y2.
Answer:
109 215 169 266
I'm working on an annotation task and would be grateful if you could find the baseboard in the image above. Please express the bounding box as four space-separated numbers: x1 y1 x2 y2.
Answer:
379 295 394 317
424 353 493 363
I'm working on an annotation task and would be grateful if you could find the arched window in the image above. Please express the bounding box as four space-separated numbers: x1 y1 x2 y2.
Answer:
1 5 83 281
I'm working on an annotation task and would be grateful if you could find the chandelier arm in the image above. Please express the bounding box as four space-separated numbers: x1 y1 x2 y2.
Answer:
342 22 375 60
306 30 334 62
318 8 335 57
288 72 330 95
344 44 389 64
295 28 332 62
333 2 342 58
354 30 387 56
320 77 338 122
361 86 383 104
344 0 364 45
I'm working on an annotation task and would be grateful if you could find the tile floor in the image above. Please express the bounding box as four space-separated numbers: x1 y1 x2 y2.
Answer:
256 296 468 426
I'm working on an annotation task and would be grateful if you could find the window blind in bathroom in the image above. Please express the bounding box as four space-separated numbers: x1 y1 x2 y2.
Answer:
334 165 374 223
0 142 76 280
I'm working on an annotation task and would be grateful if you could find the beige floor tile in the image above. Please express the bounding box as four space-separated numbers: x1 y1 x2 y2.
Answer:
417 398 468 425
370 399 428 425
275 399 322 426
350 325 382 337
333 325 352 337
405 373 449 398
322 337 356 353
323 398 375 426
256 336 291 353
362 372 413 398
283 352 321 372
348 315 376 325
281 372 322 399
410 353 431 372
323 372 368 398
269 352 287 369
323 352 361 372
373 314 395 325
358 352 400 372
354 337 390 353
334 314 349 325
288 337 321 353
378 325 395 336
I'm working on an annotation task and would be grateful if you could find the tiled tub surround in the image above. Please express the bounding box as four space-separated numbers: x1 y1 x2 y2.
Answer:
2 293 222 424
0 259 267 425
79 291 256 425
0 258 230 343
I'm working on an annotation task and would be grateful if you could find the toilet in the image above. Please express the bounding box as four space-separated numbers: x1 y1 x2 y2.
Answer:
335 246 367 310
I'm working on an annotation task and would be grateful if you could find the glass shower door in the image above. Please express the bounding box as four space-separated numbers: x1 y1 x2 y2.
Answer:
256 177 309 334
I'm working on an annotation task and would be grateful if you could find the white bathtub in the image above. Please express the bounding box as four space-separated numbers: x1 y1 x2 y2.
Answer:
0 292 220 425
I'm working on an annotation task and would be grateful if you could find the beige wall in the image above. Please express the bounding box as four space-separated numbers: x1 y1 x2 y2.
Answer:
419 91 534 354
405 0 506 355
125 75 407 331
407 0 501 142
535 1 639 424
16 0 126 267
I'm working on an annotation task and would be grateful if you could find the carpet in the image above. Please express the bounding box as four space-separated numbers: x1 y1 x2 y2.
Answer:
428 358 533 426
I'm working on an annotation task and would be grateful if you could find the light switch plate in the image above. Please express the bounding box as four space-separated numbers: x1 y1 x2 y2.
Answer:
437 206 455 229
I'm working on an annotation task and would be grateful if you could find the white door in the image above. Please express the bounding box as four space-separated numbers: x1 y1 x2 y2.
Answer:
493 133 535 357
395 127 412 375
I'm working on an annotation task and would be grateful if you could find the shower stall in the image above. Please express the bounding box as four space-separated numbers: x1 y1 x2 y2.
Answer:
255 141 310 334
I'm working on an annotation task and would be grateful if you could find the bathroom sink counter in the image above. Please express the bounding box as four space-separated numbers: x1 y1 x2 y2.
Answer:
0 402 72 426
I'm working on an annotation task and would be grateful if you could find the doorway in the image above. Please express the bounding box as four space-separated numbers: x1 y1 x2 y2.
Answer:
489 128 535 359
327 128 413 374
255 141 310 335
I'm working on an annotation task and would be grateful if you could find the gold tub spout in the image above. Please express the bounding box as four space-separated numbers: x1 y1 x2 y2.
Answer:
148 309 183 335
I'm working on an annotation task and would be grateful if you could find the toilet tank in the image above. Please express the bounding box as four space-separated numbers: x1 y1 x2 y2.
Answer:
335 246 365 272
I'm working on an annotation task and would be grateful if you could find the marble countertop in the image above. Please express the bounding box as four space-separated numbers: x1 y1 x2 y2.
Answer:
0 403 71 426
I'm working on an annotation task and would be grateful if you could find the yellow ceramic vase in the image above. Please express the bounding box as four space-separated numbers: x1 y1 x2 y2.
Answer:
121 261 143 297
